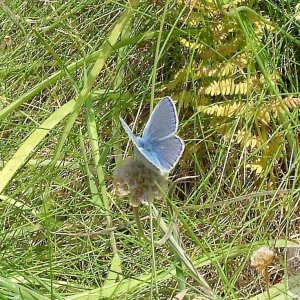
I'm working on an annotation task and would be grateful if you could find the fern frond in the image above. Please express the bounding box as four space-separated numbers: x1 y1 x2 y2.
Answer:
195 64 234 78
163 68 189 90
246 133 284 175
211 23 231 42
201 75 274 96
209 118 233 139
173 90 195 108
223 0 246 9
246 159 265 174
209 121 262 150
198 101 245 117
252 17 276 37
217 37 245 56
199 77 260 96
187 11 204 27
236 130 261 149
258 96 300 120
265 134 284 158
198 97 299 124
178 0 216 11
278 97 300 109
196 55 247 78
179 37 204 51
256 107 271 125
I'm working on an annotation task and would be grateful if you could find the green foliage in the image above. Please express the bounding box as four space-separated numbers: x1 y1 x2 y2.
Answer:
165 0 300 184
0 1 299 299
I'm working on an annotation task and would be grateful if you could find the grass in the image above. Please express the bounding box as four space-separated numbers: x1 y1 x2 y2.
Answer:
0 1 299 299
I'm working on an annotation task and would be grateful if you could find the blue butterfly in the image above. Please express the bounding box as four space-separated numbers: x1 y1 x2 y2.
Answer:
120 96 185 176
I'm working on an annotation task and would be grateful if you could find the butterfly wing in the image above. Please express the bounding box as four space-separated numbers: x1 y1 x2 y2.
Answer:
127 135 185 176
120 97 185 175
120 117 162 173
149 135 185 174
142 96 178 141
119 117 140 147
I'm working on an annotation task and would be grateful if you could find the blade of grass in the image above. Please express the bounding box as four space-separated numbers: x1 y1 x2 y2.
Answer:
85 97 117 253
78 130 103 208
113 8 133 166
0 0 140 194
0 275 50 300
150 204 216 299
65 239 295 300
0 28 203 121
103 253 123 286
0 98 74 194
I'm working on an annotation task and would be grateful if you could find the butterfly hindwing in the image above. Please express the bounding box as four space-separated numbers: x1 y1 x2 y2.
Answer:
142 97 178 141
150 135 184 174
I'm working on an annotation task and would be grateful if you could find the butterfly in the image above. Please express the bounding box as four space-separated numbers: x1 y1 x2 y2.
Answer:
120 96 185 176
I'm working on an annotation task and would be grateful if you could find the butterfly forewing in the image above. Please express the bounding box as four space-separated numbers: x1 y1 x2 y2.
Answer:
142 97 178 141
120 117 140 146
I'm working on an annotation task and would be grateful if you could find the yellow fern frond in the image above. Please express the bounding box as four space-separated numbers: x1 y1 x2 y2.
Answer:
217 37 245 56
177 0 197 8
211 23 230 42
163 68 188 91
197 55 247 78
258 73 280 86
236 130 261 149
198 101 245 117
245 134 283 175
209 118 232 138
173 90 195 108
246 159 265 174
198 97 299 124
200 79 237 96
236 54 248 68
265 134 284 158
256 107 271 125
253 21 265 38
223 0 246 10
195 60 240 78
199 76 262 96
253 18 276 38
208 79 234 95
280 97 300 109
179 0 216 11
269 97 300 117
179 37 204 51
187 12 203 27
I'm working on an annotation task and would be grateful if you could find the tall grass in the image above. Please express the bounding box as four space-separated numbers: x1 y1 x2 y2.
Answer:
0 1 299 299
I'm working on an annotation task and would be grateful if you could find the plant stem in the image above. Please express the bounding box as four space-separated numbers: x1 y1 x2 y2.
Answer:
133 205 175 246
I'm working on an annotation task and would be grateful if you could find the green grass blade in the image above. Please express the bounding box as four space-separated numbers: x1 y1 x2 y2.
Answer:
85 97 117 253
0 275 50 300
0 0 140 194
0 27 203 122
0 99 74 193
79 131 103 208
103 253 123 287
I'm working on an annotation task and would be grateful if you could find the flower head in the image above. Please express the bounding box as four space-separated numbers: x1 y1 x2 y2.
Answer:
113 157 168 207
251 247 275 273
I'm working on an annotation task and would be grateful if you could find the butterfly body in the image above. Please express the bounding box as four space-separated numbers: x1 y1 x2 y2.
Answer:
120 97 184 176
